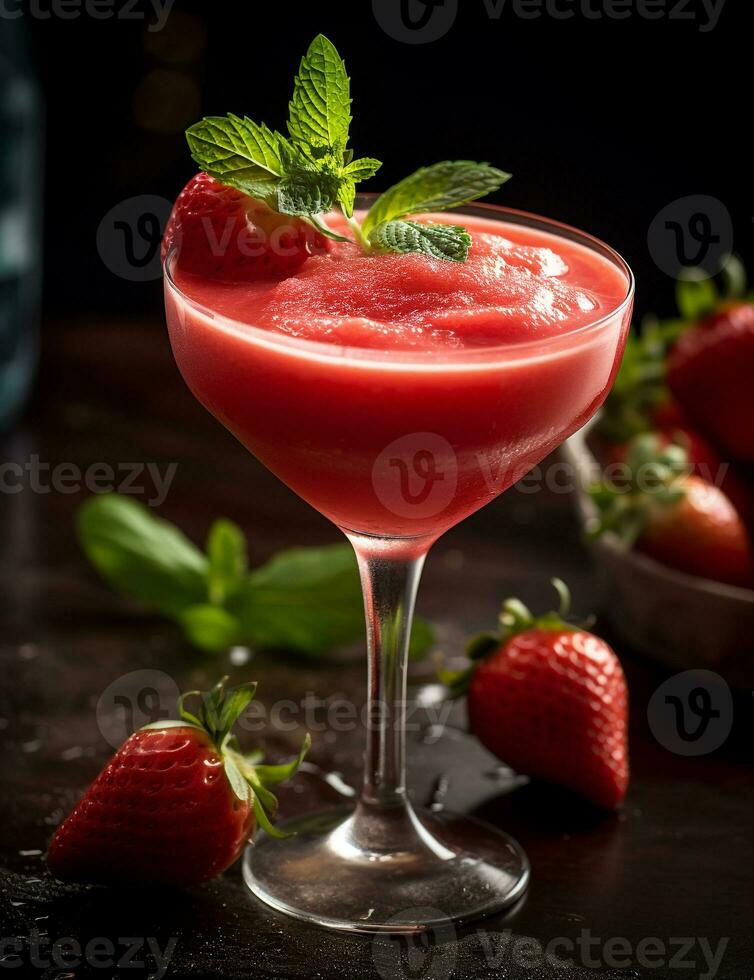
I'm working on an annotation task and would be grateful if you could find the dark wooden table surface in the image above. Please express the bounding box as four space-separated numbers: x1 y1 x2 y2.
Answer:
1 319 752 979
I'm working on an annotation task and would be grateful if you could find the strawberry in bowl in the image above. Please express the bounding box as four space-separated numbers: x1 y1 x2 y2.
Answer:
667 301 754 464
47 677 309 887
589 434 754 590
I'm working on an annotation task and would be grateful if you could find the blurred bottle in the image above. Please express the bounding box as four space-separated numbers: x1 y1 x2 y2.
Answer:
0 18 43 432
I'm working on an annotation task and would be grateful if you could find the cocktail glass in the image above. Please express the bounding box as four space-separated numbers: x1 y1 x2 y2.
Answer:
164 199 634 933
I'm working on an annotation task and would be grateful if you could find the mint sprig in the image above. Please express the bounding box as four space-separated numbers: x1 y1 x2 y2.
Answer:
186 36 383 228
183 36 510 259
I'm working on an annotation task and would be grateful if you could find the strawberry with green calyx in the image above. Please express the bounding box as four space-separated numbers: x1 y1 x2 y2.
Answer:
47 678 310 888
589 434 754 589
441 580 629 810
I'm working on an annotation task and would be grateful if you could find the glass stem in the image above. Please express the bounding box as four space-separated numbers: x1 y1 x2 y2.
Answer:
350 540 427 810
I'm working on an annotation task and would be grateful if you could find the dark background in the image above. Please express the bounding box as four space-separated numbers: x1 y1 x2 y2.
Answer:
24 0 750 320
3 6 754 977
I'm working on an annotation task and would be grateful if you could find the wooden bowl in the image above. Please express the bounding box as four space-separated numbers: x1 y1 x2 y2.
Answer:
563 421 754 688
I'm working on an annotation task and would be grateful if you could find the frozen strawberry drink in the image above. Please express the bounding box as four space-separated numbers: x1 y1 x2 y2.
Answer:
166 207 630 545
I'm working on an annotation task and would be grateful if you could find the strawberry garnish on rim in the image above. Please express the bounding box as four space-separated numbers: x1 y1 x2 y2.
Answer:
441 581 629 810
47 677 310 887
162 172 330 282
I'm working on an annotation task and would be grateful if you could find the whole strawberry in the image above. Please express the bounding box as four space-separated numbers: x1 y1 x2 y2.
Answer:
47 678 309 887
443 581 629 810
604 420 754 531
162 172 330 282
590 434 754 589
667 301 754 462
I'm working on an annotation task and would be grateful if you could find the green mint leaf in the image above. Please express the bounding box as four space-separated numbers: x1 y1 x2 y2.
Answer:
288 34 351 155
337 158 382 216
369 220 472 262
206 518 247 606
77 494 207 617
277 171 340 216
186 115 286 190
178 604 242 652
337 178 356 218
276 138 345 217
342 157 382 181
209 173 280 211
186 115 287 209
361 161 511 236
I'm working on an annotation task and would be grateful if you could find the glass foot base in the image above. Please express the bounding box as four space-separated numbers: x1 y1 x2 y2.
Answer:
243 803 529 934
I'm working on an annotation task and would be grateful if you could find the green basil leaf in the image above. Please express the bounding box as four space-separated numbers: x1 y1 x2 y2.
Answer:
77 494 207 617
